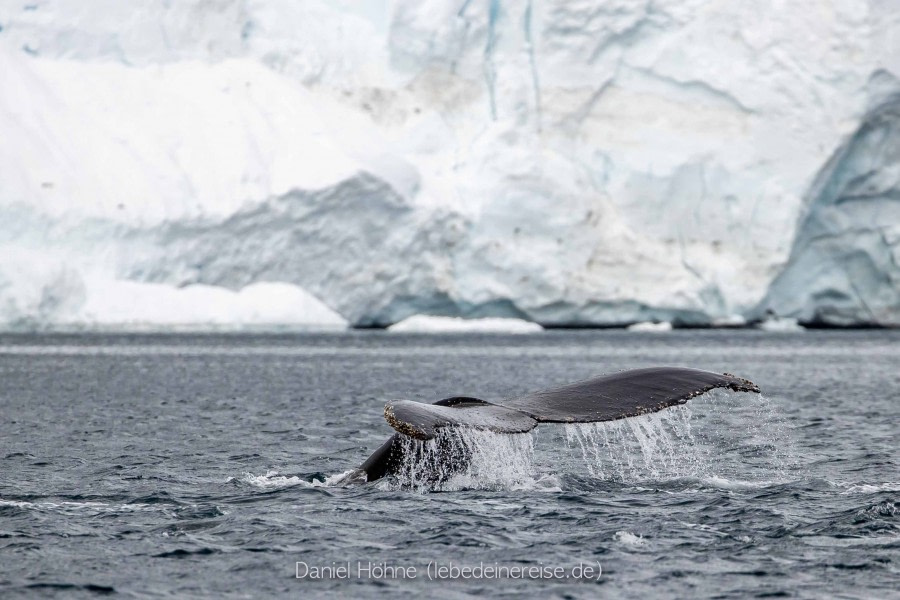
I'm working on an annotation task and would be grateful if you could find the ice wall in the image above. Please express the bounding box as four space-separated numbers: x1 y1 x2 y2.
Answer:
761 92 900 326
0 0 898 328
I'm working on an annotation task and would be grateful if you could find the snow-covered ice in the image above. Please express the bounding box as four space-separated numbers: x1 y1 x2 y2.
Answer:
388 315 542 334
626 321 674 333
0 1 898 329
74 280 347 330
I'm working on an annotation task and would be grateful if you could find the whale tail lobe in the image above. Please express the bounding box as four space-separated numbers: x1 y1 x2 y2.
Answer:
359 367 760 482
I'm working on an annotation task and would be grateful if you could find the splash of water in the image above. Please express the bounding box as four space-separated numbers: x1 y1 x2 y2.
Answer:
388 428 536 493
241 469 357 489
564 404 705 480
563 392 794 484
614 530 646 546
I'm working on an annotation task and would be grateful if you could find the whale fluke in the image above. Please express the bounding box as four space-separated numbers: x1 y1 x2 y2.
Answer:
497 367 759 423
359 367 760 482
385 398 538 440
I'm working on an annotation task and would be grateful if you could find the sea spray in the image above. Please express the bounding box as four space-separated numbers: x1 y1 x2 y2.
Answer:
564 405 705 480
391 428 535 492
563 391 795 483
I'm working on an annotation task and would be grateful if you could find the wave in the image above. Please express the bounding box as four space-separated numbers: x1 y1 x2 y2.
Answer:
239 469 359 490
827 481 900 494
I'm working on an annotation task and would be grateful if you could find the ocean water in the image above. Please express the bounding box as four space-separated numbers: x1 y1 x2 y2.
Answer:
0 330 897 598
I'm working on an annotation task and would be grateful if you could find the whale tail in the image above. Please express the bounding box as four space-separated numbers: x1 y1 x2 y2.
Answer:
358 367 760 482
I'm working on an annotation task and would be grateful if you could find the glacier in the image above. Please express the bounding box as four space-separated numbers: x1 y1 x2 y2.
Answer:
0 0 898 329
761 92 900 326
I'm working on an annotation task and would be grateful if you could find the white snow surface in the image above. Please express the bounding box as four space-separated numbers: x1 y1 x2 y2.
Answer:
0 257 346 329
76 280 347 330
388 315 542 334
1 0 899 328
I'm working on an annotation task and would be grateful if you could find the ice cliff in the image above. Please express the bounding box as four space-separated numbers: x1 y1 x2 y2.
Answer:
0 0 898 329
762 91 900 326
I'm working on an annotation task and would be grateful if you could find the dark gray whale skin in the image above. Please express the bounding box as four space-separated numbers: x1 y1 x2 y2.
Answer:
358 434 403 482
358 367 759 482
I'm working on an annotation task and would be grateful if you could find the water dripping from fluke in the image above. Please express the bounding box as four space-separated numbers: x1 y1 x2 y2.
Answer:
563 404 703 481
562 391 796 486
382 428 537 493
370 391 795 492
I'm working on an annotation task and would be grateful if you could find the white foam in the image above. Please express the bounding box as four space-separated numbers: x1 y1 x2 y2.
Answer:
0 499 177 514
242 469 358 489
513 473 563 493
802 535 900 548
388 315 542 334
243 470 307 489
699 476 779 491
828 481 900 494
614 531 646 546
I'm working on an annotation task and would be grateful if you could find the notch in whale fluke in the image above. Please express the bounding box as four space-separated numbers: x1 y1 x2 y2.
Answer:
358 367 760 482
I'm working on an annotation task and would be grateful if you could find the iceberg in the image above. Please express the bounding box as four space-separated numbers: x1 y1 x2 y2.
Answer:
0 1 898 329
755 316 804 333
626 321 673 333
711 315 747 328
388 315 542 334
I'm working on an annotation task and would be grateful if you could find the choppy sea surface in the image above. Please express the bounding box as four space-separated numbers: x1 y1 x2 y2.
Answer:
1 330 897 598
